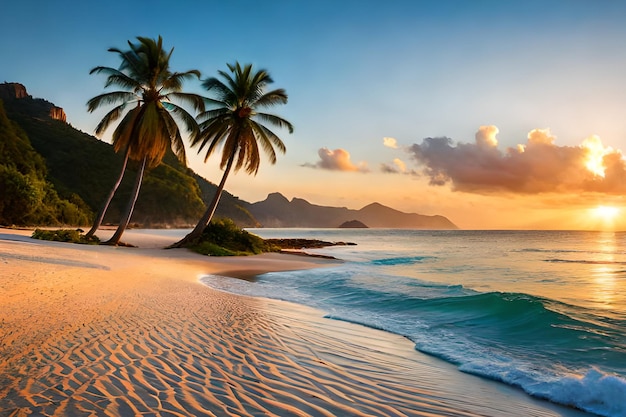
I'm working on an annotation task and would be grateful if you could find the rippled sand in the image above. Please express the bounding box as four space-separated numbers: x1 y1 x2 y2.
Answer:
0 229 589 416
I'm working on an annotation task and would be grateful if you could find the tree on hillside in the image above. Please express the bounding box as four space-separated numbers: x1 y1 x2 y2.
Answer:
170 62 293 248
86 35 204 245
0 100 91 226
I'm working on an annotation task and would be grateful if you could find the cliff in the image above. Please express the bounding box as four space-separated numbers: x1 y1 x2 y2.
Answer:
0 82 29 100
49 106 66 122
0 82 67 123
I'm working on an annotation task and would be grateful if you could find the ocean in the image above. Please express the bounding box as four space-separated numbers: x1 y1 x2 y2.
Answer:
199 229 626 417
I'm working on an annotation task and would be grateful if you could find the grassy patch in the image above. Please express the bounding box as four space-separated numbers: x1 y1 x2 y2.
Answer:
188 218 270 256
32 228 100 245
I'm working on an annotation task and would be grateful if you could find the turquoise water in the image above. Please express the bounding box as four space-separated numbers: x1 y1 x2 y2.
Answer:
200 229 626 417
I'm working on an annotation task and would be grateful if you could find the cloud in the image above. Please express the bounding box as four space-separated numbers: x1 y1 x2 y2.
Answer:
381 158 407 174
383 137 398 149
408 126 626 194
303 148 369 172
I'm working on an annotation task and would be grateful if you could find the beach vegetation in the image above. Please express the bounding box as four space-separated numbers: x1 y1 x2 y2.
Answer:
32 228 100 244
188 217 267 256
170 62 293 248
86 36 205 245
186 218 347 256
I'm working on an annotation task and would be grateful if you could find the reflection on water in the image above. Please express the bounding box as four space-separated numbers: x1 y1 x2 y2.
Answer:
589 232 618 311
251 229 626 318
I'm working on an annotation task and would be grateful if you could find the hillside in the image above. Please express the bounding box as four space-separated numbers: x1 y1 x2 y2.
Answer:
0 99 91 226
246 193 458 229
0 82 258 228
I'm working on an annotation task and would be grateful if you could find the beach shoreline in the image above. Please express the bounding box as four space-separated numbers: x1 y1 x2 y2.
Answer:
0 228 591 416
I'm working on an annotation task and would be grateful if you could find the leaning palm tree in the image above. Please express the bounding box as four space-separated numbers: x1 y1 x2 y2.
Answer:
170 62 293 248
86 35 204 245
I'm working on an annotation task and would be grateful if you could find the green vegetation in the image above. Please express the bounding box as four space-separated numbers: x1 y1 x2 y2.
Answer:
32 228 100 244
172 62 293 248
0 99 92 226
188 218 351 257
189 218 269 256
1 85 258 230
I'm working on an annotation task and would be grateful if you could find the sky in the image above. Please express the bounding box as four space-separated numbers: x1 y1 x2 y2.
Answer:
3 0 626 230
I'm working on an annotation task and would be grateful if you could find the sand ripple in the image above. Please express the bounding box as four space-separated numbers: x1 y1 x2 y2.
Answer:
0 235 587 416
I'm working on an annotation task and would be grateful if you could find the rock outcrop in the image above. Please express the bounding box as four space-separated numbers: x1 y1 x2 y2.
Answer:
49 106 66 122
339 220 368 228
0 82 67 123
0 82 29 100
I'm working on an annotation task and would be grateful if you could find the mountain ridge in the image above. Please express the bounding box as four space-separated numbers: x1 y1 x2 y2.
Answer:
246 192 457 229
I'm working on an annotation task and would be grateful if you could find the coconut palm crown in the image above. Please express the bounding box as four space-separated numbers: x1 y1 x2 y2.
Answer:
171 62 293 247
86 36 204 244
87 35 204 168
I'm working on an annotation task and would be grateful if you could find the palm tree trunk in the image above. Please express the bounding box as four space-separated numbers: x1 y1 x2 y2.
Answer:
169 153 235 248
104 156 147 246
85 149 130 238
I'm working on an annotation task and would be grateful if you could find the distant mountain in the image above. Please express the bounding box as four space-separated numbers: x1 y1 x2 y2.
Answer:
246 193 457 229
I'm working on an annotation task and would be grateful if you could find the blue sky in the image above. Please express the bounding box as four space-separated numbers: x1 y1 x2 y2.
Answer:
3 1 626 229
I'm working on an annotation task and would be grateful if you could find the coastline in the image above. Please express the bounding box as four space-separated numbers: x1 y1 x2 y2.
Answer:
0 228 591 416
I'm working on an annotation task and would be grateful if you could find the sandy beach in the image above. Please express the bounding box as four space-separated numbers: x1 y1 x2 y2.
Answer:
0 228 590 417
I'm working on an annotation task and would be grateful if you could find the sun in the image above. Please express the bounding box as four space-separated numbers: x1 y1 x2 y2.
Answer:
592 205 620 221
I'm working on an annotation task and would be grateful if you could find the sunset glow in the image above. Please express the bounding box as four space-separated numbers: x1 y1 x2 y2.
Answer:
4 1 626 230
592 205 620 222
582 136 612 177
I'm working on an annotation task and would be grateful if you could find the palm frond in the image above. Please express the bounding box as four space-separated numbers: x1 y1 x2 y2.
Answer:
90 67 141 91
254 89 288 107
254 112 294 134
194 118 231 157
112 106 143 156
87 91 137 113
166 91 206 113
165 102 200 141
196 107 230 123
254 122 285 157
162 70 201 92
202 77 234 104
159 108 187 165
93 103 127 136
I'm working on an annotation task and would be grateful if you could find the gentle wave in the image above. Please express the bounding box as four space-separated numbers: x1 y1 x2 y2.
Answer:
370 256 436 265
544 258 626 265
202 270 626 417
324 290 626 417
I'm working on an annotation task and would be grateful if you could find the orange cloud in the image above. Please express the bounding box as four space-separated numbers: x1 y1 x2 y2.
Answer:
304 148 369 172
409 126 626 194
381 158 409 174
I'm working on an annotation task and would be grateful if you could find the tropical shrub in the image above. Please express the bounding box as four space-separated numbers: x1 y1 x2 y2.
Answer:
32 228 100 244
189 218 268 256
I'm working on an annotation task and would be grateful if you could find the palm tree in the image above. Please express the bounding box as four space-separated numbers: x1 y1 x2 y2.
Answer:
170 62 293 248
86 35 204 245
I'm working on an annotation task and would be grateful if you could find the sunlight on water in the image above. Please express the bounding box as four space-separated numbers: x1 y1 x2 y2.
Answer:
222 229 626 417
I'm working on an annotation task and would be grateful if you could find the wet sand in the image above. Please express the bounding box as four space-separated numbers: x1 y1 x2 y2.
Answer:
0 229 590 416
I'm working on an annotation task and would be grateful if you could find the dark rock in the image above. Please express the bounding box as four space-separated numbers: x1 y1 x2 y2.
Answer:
338 220 368 228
